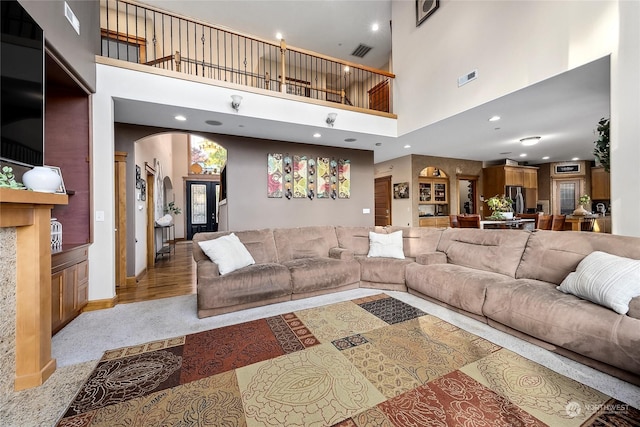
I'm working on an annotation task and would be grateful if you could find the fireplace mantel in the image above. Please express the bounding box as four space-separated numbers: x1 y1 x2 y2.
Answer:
0 188 68 390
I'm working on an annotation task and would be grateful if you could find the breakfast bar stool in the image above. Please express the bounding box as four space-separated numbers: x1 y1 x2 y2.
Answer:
551 214 566 231
457 214 481 228
538 214 553 230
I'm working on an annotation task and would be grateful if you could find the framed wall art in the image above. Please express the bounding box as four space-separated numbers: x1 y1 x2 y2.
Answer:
416 0 439 27
394 182 410 199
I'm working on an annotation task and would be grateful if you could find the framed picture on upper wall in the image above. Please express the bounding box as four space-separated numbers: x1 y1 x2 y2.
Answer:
416 0 439 27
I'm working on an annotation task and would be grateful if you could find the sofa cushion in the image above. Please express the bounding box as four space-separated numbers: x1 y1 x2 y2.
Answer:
406 263 516 316
197 263 291 312
384 226 443 258
358 256 413 285
198 233 255 275
367 230 405 259
516 230 640 284
335 226 380 255
437 229 530 277
483 280 640 374
274 226 339 262
557 251 640 315
282 258 360 294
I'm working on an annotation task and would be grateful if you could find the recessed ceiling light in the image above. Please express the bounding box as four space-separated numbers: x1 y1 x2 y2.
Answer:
404 144 411 149
572 157 580 161
488 116 501 122
542 156 550 160
344 138 357 142
275 32 283 40
520 136 541 146
313 133 321 138
205 120 222 126
371 23 379 31
519 153 527 157
174 115 186 121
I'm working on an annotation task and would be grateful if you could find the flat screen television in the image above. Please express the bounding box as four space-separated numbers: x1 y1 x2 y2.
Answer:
1 0 45 167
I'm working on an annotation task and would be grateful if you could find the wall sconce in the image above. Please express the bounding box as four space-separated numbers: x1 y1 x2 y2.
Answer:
231 95 243 112
326 112 337 127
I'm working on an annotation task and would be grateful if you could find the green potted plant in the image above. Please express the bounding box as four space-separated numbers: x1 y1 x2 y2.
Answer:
593 117 610 172
164 201 182 215
0 166 26 189
486 194 514 220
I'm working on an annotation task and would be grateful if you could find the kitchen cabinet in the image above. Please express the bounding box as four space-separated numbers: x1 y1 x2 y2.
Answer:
591 167 610 200
51 244 89 334
419 216 451 228
504 167 524 187
483 165 538 202
523 168 538 189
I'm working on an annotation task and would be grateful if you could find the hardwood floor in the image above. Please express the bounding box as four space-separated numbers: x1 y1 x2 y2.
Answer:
116 241 196 304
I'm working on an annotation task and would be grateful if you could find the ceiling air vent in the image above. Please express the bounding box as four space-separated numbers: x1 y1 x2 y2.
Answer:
351 44 373 58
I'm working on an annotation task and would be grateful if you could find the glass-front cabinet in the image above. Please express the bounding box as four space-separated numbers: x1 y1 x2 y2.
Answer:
418 167 449 227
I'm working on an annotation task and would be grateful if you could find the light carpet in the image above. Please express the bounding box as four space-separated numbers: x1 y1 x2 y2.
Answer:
55 294 639 426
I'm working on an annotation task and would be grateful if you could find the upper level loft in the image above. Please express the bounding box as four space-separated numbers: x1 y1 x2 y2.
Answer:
100 0 396 116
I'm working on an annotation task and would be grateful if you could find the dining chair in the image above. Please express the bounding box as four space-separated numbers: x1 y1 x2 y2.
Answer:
537 214 553 230
551 214 566 231
518 212 541 229
449 214 459 228
457 214 481 228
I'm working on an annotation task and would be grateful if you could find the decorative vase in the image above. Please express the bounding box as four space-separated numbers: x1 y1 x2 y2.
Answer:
572 204 589 216
501 212 514 220
22 166 61 193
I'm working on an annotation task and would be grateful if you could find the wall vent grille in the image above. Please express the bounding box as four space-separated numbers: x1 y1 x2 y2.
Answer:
351 44 373 58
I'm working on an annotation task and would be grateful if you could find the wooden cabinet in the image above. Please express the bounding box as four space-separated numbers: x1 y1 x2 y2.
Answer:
483 165 538 201
504 167 524 187
523 168 538 189
419 216 451 228
419 178 448 204
51 245 89 334
591 167 610 200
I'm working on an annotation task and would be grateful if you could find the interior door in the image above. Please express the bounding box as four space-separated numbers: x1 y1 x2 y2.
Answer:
186 180 218 239
374 176 392 226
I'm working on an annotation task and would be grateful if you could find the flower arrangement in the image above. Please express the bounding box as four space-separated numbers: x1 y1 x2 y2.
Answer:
579 194 591 206
486 194 513 219
164 201 182 215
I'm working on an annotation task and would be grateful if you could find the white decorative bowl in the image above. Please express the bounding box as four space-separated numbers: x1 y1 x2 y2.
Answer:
22 166 61 193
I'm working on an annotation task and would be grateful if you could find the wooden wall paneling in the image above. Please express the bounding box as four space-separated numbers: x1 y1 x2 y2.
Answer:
114 152 127 288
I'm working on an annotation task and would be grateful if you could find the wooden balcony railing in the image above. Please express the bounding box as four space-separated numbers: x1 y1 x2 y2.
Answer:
100 0 395 114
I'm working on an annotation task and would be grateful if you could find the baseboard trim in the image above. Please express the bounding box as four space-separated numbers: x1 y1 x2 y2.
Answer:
125 276 137 287
83 295 118 312
135 269 147 282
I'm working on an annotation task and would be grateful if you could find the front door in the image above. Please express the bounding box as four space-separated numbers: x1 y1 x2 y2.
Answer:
186 180 218 239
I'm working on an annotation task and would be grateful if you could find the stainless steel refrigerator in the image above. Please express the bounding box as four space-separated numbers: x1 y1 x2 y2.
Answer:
505 186 525 214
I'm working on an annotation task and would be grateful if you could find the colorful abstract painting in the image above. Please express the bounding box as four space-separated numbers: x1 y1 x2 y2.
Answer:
317 157 331 198
339 159 351 198
267 153 283 198
283 155 293 199
308 158 316 199
293 155 307 198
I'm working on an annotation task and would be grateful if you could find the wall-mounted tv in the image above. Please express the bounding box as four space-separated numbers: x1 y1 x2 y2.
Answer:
1 0 45 167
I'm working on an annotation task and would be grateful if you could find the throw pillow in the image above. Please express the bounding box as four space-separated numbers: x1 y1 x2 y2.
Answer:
367 230 405 259
557 251 640 315
198 233 255 275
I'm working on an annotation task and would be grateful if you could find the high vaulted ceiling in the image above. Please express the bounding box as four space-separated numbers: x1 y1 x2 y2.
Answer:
131 1 610 165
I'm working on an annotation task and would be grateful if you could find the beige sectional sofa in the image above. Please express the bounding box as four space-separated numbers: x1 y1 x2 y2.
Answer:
192 226 640 386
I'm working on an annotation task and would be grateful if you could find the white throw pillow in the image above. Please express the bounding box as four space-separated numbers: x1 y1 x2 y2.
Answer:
198 233 255 275
557 251 640 315
367 230 405 259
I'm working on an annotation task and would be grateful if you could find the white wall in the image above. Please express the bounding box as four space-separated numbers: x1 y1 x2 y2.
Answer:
611 0 640 236
392 0 617 136
374 155 413 227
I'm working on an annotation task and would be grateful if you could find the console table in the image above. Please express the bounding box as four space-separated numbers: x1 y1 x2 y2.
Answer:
0 188 68 390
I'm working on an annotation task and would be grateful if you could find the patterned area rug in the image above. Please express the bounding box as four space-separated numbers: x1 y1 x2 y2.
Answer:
57 294 639 426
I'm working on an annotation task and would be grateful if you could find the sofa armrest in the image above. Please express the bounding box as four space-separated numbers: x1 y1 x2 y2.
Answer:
416 252 447 265
196 259 220 282
628 297 640 320
329 247 354 260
